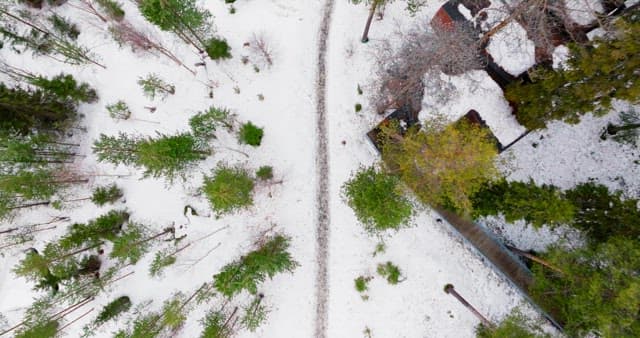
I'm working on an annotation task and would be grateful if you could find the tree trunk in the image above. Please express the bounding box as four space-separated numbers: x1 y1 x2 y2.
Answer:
506 245 564 274
607 122 640 135
361 2 378 43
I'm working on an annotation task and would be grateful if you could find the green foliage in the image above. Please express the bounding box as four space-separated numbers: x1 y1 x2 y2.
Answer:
565 182 640 243
96 296 132 325
505 16 640 129
355 103 362 112
205 38 232 60
138 0 212 51
14 320 59 338
382 119 500 214
159 293 187 332
95 0 125 21
255 166 273 180
59 210 129 250
0 83 76 134
476 309 550 338
136 133 208 180
106 100 131 120
0 169 57 201
342 166 413 233
137 74 175 100
601 109 640 146
202 165 254 215
29 73 98 103
354 276 372 292
93 133 209 181
189 106 234 141
213 235 298 298
377 262 402 285
115 311 162 338
200 310 232 338
109 223 149 264
241 295 267 332
91 184 123 206
471 179 575 228
48 15 79 40
530 237 640 337
238 122 263 146
149 249 177 277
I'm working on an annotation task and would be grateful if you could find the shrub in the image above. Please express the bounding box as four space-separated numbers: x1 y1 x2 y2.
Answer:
91 184 123 206
48 14 80 40
213 235 297 297
189 106 234 140
238 122 264 146
202 165 254 215
377 262 402 285
241 295 267 332
205 38 232 60
137 73 175 100
106 100 131 120
29 73 98 103
342 166 413 233
15 320 59 338
96 0 125 21
354 276 372 292
200 310 231 338
58 210 129 249
256 166 273 180
355 103 362 112
149 249 177 277
96 296 132 325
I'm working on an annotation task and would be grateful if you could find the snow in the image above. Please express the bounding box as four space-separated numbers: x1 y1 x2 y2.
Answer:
565 0 604 25
0 0 600 336
421 70 527 146
552 45 570 69
458 4 473 20
486 22 536 76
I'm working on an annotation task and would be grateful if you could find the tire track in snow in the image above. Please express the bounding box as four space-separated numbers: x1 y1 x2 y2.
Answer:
314 0 333 337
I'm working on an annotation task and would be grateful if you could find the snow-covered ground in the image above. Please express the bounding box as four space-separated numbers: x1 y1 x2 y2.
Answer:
0 0 594 337
486 22 536 77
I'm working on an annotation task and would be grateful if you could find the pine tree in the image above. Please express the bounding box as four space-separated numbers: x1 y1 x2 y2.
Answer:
530 237 640 337
29 73 98 103
471 179 575 228
200 309 233 338
342 166 413 233
241 295 267 332
202 165 254 215
565 182 640 243
137 74 175 100
505 15 640 130
213 235 298 298
91 184 123 206
189 106 234 141
476 308 550 338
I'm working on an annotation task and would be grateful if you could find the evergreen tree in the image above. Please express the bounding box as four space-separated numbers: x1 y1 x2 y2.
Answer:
138 0 213 53
93 132 209 180
109 223 150 265
95 296 132 325
0 83 76 134
202 165 254 215
342 166 413 233
213 235 297 298
530 237 640 337
95 0 125 21
91 184 123 206
200 309 232 338
29 73 98 103
505 15 640 130
58 210 129 250
565 182 640 243
189 106 234 141
137 73 175 100
471 179 575 228
476 308 550 338
241 295 267 332
381 119 499 215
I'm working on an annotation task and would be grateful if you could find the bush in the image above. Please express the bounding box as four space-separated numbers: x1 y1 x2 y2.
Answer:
137 73 175 100
29 73 97 103
256 166 273 180
354 276 372 292
189 106 234 140
205 38 232 60
58 210 129 249
106 100 131 120
377 262 402 284
355 103 362 112
96 0 125 21
213 235 297 297
15 320 59 338
202 165 254 215
342 166 413 233
241 295 267 332
238 122 263 146
96 296 132 325
91 184 123 206
200 310 231 338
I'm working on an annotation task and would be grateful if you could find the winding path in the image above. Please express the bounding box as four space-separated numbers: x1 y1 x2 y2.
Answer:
314 0 334 337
